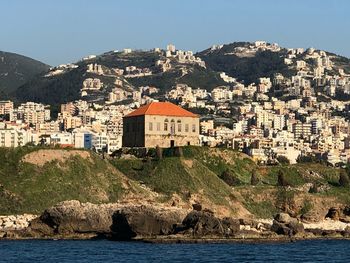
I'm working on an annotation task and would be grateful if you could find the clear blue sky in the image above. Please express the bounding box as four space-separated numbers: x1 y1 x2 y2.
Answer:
1 0 349 66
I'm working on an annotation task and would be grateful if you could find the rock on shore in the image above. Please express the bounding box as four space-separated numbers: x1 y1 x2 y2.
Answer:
26 200 189 239
0 214 37 231
2 201 350 241
111 205 187 240
28 200 121 236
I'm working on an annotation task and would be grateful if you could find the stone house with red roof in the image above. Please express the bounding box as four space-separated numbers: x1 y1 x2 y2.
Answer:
122 102 199 148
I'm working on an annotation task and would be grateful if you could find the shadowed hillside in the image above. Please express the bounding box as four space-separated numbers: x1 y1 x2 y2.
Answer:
0 51 50 97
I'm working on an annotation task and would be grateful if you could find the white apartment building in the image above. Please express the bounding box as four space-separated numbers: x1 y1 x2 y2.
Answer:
0 128 30 147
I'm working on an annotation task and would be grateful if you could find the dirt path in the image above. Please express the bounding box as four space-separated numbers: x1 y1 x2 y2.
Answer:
22 149 91 166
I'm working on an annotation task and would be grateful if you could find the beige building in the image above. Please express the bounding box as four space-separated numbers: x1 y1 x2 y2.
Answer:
122 102 199 148
0 100 14 115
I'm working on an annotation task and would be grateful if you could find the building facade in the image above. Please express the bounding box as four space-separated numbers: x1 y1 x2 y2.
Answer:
122 102 199 148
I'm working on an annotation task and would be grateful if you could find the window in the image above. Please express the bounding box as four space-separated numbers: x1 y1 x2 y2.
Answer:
149 122 153 131
185 124 189 132
170 119 175 135
157 122 160 131
192 124 196 132
177 120 182 132
164 119 169 131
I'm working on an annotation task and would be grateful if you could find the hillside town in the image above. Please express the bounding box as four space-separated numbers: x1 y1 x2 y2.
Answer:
1 42 350 166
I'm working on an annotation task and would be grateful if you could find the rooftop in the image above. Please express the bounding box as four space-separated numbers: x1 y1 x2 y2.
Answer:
124 102 198 118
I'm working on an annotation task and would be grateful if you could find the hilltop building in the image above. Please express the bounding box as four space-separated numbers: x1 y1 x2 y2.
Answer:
122 102 199 148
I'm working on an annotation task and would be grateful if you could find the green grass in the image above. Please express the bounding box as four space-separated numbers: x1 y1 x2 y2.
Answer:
182 146 255 183
2 145 350 219
264 166 306 186
243 200 278 219
111 151 233 205
0 147 128 214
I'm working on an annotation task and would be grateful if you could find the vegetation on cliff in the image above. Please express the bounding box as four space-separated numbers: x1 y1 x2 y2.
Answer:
0 146 350 221
0 147 144 214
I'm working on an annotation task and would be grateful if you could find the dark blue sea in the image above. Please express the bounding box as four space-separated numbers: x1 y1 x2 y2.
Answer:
0 239 349 262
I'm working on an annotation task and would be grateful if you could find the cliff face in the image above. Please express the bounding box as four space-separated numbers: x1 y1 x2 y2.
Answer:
0 146 350 223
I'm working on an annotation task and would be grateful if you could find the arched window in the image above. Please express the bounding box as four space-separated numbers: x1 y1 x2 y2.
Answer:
164 119 169 131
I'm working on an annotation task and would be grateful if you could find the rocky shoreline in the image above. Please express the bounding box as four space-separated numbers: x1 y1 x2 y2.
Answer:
1 200 350 242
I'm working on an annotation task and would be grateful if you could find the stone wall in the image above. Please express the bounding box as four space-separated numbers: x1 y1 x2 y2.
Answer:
145 134 200 148
122 115 145 147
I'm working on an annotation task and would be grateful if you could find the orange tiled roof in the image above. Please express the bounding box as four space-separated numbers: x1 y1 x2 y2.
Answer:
124 102 198 118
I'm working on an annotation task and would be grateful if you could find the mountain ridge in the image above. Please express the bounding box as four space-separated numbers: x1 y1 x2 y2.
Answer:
1 41 350 106
0 51 50 98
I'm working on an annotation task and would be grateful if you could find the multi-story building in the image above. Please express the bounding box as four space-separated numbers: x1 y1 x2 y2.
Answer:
0 100 14 115
293 122 312 138
0 128 29 147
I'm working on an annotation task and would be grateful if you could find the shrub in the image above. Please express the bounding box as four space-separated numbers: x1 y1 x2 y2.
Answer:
250 170 260 185
300 200 313 215
339 171 350 187
277 155 290 165
277 170 290 187
219 169 242 186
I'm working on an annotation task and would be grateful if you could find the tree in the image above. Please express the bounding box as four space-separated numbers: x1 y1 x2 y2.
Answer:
277 170 289 187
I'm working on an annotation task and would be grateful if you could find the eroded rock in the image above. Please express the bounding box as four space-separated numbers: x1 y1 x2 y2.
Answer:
178 210 240 237
110 205 186 240
271 213 304 236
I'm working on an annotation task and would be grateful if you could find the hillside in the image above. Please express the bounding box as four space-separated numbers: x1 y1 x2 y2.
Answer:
0 147 152 214
7 42 350 106
12 50 225 106
0 51 50 98
197 43 294 84
1 146 350 221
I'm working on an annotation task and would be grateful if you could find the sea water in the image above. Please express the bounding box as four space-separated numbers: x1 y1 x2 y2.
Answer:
0 239 350 262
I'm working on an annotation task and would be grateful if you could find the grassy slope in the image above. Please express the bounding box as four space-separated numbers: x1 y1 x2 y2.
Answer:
0 147 136 214
1 146 349 219
112 147 256 211
112 146 350 218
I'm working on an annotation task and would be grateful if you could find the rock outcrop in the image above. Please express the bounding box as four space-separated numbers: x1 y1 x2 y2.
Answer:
271 213 304 236
6 200 350 241
110 205 187 240
22 200 241 240
175 210 240 237
325 206 350 223
27 200 122 237
26 200 189 239
0 214 37 231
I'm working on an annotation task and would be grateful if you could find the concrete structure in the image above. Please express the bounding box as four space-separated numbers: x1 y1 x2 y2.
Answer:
122 102 199 148
0 128 29 147
0 100 14 115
